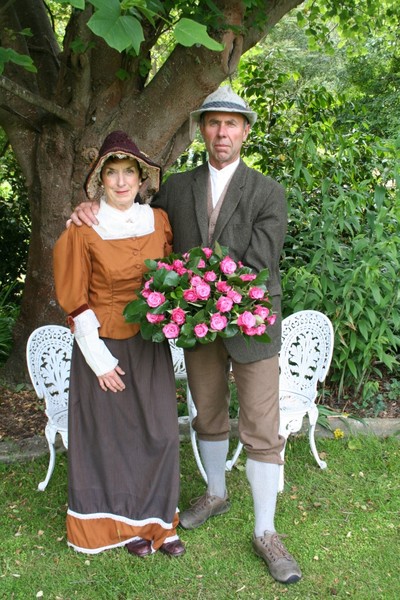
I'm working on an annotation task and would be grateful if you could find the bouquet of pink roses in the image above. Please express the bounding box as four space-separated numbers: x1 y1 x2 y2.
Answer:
124 242 276 348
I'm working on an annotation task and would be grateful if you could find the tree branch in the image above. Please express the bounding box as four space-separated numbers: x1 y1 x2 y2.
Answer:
0 76 82 127
242 0 305 53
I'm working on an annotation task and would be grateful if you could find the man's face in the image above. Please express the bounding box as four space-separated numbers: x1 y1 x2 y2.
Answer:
200 111 250 170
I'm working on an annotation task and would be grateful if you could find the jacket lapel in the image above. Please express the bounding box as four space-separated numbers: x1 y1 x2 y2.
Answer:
192 164 210 246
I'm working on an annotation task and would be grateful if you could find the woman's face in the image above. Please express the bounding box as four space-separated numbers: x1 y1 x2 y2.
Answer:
101 158 141 210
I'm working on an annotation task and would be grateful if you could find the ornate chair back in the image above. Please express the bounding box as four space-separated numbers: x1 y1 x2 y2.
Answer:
26 325 73 490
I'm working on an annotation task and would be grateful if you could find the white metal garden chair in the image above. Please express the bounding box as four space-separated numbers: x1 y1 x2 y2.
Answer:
26 325 73 491
171 310 334 492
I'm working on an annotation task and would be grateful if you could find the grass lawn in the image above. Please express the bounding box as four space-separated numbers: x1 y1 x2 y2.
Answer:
1 434 399 600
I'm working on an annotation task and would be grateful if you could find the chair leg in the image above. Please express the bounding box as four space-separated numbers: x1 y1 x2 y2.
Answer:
308 406 327 470
225 441 243 471
278 437 288 492
187 388 208 483
189 427 208 483
38 435 56 491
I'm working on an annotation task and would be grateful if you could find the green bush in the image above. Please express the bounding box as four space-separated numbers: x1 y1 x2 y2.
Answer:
0 283 19 364
0 134 30 303
238 54 400 405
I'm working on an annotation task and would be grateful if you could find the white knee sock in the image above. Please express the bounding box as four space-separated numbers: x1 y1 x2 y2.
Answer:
246 458 280 536
199 439 229 498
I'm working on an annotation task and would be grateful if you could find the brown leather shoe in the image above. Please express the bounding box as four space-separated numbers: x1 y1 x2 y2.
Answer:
179 492 230 529
159 538 186 557
126 538 152 557
253 531 302 584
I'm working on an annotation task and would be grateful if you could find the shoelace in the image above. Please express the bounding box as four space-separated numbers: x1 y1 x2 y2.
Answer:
189 493 213 512
261 533 292 561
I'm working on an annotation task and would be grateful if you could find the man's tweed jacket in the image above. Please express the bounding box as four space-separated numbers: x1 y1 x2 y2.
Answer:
152 160 287 363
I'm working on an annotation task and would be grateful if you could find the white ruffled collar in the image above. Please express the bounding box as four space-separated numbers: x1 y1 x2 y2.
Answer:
93 198 155 240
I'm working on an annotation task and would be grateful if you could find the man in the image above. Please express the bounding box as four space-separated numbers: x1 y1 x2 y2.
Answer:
69 86 302 584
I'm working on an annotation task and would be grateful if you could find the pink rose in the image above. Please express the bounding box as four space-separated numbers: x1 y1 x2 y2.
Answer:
255 324 267 335
267 314 277 326
237 311 256 328
240 273 257 281
242 326 258 336
171 307 186 325
202 247 213 259
162 323 180 339
216 281 231 293
220 256 237 275
142 279 153 298
248 287 265 300
147 291 166 308
204 270 217 282
172 259 185 271
216 296 234 313
196 282 211 300
190 275 203 287
254 306 270 320
194 323 209 338
198 258 206 268
210 313 228 331
157 261 173 270
183 288 199 302
227 289 242 303
146 313 165 324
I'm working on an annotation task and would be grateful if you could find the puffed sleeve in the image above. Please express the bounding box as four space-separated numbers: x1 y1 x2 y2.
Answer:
53 226 118 376
53 225 92 316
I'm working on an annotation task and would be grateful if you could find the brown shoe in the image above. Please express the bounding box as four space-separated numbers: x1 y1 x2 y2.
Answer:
159 538 186 557
179 492 230 530
252 531 302 584
126 538 152 557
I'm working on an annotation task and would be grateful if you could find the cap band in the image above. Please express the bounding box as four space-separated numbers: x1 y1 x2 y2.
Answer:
201 100 250 111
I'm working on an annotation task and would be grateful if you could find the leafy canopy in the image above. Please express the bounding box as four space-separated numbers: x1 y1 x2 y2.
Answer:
0 0 224 74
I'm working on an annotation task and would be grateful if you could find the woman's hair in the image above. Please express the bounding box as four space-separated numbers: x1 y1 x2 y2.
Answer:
100 156 142 181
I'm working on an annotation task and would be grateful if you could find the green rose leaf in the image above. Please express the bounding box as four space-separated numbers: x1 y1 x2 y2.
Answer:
140 321 155 340
218 324 239 338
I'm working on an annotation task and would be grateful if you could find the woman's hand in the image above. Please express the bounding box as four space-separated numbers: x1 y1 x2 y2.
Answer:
98 365 126 392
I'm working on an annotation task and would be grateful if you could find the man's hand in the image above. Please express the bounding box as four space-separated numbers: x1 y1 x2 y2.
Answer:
67 201 100 228
98 365 126 393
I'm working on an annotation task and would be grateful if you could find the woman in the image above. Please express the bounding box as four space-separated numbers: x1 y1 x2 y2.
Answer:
53 131 184 557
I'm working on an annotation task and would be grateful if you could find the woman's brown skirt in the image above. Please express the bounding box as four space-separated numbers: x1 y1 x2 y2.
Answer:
66 335 180 554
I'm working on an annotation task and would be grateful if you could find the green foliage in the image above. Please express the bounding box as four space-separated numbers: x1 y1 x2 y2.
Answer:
0 46 37 75
298 1 400 139
86 0 145 54
237 42 400 404
56 0 84 7
173 17 223 51
74 0 222 55
0 283 19 364
0 0 224 74
0 136 30 301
